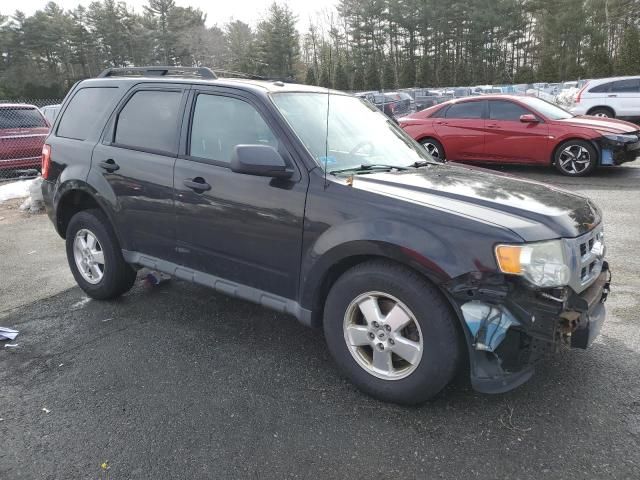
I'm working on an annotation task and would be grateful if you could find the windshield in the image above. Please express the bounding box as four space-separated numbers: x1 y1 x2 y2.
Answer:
271 92 434 172
518 96 574 120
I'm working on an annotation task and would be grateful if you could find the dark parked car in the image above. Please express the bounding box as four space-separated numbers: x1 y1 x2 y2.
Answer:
357 91 413 119
43 67 610 404
0 103 49 171
399 95 640 176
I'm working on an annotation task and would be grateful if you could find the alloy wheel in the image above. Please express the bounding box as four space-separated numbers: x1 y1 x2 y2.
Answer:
421 141 442 159
73 228 105 284
558 144 592 175
343 291 423 380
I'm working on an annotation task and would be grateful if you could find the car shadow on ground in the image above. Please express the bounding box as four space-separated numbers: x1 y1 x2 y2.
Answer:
1 278 638 478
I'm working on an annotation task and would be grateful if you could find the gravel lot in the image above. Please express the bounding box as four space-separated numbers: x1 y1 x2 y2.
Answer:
1 165 639 479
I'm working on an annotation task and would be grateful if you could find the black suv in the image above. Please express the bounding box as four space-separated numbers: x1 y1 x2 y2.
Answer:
42 67 610 404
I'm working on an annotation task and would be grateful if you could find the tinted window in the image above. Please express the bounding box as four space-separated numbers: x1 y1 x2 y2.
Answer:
445 101 484 119
0 107 47 129
611 79 640 93
190 94 278 163
114 90 182 154
489 100 530 120
589 82 612 93
57 87 119 140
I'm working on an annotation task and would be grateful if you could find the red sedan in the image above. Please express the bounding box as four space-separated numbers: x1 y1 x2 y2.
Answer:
399 95 640 176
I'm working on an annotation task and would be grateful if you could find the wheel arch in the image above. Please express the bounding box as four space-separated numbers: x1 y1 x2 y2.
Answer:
302 242 454 329
586 105 615 117
54 182 124 246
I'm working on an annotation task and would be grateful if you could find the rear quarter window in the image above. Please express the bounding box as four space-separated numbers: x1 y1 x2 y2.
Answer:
588 82 612 93
0 107 48 129
445 101 484 119
57 87 120 140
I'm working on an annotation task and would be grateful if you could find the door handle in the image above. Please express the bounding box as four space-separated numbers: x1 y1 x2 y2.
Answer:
486 123 499 128
608 94 617 97
183 177 211 192
436 121 448 125
98 159 119 172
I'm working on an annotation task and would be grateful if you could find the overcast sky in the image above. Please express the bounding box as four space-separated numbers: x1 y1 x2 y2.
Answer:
10 0 339 30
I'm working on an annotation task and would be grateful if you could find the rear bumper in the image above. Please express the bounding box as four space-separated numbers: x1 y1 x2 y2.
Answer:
446 262 611 394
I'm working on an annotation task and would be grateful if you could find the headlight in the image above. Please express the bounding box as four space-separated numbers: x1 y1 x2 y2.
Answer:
495 240 570 288
602 133 638 144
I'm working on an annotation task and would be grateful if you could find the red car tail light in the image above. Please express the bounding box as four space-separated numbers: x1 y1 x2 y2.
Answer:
575 83 589 103
42 144 51 179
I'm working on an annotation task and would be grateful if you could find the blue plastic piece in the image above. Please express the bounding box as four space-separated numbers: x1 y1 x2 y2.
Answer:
601 149 614 166
461 301 520 352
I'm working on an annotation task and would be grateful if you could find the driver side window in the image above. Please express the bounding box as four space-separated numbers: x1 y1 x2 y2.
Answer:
189 94 278 163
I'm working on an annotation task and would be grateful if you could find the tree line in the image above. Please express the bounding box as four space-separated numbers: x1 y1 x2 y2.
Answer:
1 0 640 98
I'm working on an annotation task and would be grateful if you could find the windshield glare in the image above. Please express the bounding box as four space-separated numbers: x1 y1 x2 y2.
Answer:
518 96 574 120
271 92 434 172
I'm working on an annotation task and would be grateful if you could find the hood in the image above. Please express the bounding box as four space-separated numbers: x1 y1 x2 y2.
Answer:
351 163 601 241
555 115 638 134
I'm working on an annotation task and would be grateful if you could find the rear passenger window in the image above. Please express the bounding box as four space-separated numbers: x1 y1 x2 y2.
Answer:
114 90 182 154
57 87 119 140
489 100 530 121
446 101 484 119
611 79 640 93
189 94 278 163
589 82 612 93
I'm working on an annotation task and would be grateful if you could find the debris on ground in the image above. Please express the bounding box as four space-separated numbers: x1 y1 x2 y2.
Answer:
0 327 19 341
42 408 50 414
4 343 19 348
499 405 532 433
142 269 171 287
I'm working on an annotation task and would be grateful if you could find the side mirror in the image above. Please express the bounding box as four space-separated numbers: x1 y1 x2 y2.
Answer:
230 145 292 179
520 114 539 123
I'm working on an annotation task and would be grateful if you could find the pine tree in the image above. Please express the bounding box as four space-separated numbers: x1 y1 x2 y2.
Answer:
616 26 640 75
334 60 349 91
382 59 396 90
319 63 331 88
352 68 365 91
365 59 379 90
305 66 317 85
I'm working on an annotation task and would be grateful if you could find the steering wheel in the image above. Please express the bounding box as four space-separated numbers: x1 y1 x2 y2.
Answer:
349 141 375 156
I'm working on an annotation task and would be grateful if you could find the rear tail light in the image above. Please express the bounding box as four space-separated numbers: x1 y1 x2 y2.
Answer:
42 144 51 179
575 83 589 103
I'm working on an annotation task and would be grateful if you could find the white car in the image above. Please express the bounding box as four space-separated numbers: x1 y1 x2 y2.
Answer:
570 76 640 119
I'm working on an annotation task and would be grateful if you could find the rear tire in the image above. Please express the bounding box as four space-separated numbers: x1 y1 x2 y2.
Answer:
588 107 614 118
323 260 462 404
419 138 446 161
66 209 136 300
553 140 597 177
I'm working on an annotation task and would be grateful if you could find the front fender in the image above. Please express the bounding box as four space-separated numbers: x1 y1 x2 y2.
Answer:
299 218 497 310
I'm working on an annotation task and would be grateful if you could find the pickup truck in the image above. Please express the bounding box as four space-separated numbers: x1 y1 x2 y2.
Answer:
42 67 610 404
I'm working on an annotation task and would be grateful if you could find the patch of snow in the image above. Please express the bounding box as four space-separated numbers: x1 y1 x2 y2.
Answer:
0 179 35 202
555 87 580 108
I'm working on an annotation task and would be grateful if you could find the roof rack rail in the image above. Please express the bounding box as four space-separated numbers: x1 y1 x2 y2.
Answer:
213 69 266 80
97 66 217 79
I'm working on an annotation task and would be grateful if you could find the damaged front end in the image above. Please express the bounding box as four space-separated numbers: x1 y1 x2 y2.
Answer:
445 263 611 394
596 132 640 166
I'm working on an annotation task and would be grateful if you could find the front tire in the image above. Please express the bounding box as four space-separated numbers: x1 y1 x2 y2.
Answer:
589 107 614 118
323 260 462 404
553 140 597 177
66 209 137 300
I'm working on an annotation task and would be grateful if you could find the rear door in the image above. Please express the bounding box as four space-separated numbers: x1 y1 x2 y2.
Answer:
609 78 640 118
483 100 549 164
433 100 486 161
172 87 307 299
91 84 188 261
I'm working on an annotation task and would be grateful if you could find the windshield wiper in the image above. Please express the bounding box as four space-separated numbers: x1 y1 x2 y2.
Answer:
329 163 410 175
411 159 444 167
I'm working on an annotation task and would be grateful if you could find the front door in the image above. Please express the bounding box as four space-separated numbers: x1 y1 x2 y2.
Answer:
173 88 307 299
91 85 188 260
483 100 549 164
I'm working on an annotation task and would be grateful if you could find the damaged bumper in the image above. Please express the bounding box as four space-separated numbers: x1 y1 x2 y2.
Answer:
596 134 640 165
446 262 611 394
